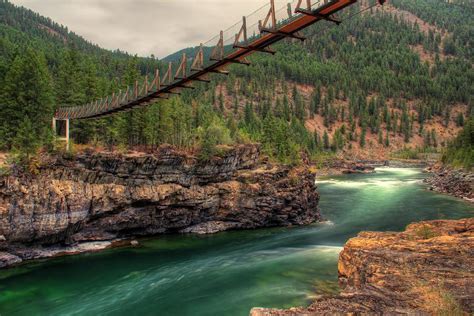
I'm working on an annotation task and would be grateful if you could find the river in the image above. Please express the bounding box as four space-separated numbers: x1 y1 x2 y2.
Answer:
0 168 472 315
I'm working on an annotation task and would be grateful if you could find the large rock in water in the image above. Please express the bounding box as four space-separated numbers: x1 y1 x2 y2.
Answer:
251 218 474 315
0 144 320 266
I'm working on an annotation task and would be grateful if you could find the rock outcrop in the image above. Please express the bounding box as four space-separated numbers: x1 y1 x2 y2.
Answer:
424 167 474 202
316 160 385 176
251 218 474 315
0 144 320 268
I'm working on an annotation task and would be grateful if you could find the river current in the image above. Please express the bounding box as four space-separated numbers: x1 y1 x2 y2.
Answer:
0 168 472 315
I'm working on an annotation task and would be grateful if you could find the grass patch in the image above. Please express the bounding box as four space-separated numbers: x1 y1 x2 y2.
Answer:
0 165 10 176
392 147 421 160
415 225 439 239
310 151 338 169
391 146 440 160
416 284 464 315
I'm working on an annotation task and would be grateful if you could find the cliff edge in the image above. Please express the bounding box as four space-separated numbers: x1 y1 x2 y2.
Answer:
251 218 474 315
0 144 320 268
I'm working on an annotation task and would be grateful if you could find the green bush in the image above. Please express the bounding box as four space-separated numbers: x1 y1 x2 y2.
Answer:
415 225 439 239
11 118 41 165
198 122 232 161
442 118 474 170
0 166 10 177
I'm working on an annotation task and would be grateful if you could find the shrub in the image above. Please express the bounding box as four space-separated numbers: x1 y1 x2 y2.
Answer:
198 122 232 161
442 118 473 170
11 118 41 170
0 165 10 177
415 225 439 239
392 147 421 160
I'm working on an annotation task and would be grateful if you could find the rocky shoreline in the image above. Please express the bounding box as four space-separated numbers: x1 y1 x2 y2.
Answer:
316 160 384 176
0 144 320 268
251 218 474 315
424 166 474 203
316 158 427 177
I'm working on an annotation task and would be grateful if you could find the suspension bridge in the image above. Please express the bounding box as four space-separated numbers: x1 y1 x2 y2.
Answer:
53 0 387 144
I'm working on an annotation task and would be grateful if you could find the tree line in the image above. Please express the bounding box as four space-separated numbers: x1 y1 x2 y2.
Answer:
0 0 472 167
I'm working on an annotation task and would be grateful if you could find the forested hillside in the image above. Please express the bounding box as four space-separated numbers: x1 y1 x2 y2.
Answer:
0 0 161 157
0 0 472 165
202 0 473 161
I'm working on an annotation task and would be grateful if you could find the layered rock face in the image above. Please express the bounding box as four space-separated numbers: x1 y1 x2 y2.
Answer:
424 167 474 203
0 144 320 267
251 218 474 315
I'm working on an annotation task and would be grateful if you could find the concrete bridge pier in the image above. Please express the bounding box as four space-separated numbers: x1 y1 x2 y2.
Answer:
52 118 70 151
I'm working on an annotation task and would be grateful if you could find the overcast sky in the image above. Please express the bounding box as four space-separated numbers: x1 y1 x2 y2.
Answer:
10 0 270 58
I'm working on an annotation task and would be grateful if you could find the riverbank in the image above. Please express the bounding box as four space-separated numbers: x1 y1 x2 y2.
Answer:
0 144 320 269
1 167 472 315
251 217 474 315
315 158 428 177
424 166 474 203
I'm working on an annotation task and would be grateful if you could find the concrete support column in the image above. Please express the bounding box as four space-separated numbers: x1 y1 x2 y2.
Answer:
52 117 57 134
65 119 70 151
52 117 70 151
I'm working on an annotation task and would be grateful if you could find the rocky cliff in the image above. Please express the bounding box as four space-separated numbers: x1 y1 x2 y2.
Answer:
251 218 474 315
424 167 474 203
0 144 320 268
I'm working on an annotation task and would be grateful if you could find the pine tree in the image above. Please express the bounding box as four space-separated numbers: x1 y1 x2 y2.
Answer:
282 95 291 122
323 130 330 150
293 87 306 121
119 57 146 146
12 118 41 163
0 48 54 151
313 131 321 149
233 97 239 114
72 58 103 144
310 87 321 117
384 132 390 147
444 108 451 127
219 91 225 113
424 130 432 148
56 49 86 107
360 128 367 148
456 113 465 127
431 129 438 147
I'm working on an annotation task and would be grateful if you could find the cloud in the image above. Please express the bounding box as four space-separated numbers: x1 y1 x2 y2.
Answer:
10 0 273 58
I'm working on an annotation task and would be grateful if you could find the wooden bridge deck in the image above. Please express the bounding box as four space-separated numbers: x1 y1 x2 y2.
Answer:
55 0 363 120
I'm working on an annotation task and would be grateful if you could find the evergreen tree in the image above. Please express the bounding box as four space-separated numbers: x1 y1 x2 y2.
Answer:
444 108 451 127
431 129 438 147
0 48 54 151
456 113 465 127
442 118 473 169
119 57 147 146
56 49 85 107
384 132 390 147
323 130 330 150
360 128 367 148
311 87 321 117
12 118 41 163
282 95 291 122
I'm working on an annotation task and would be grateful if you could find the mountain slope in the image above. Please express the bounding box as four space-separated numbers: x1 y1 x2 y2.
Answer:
0 0 472 163
190 0 473 159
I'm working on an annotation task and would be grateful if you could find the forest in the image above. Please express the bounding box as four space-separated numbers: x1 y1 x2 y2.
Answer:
0 0 472 167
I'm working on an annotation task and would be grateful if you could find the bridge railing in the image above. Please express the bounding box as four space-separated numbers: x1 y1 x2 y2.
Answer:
56 0 352 120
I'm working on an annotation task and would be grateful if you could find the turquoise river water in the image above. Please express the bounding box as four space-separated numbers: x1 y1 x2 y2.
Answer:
0 168 472 315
